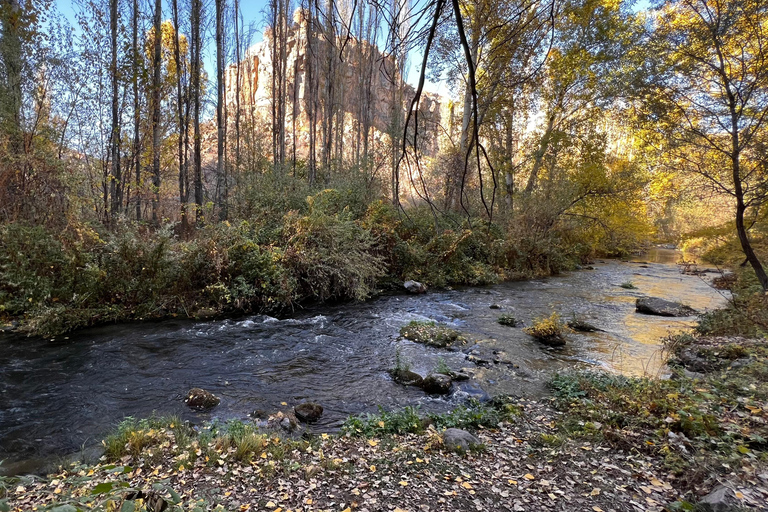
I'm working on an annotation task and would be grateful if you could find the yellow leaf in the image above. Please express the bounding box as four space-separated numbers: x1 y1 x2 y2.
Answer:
508 480 517 485
593 507 604 512
640 486 652 494
261 452 268 459
416 458 424 463
281 402 287 406
305 498 313 505
524 474 535 480
378 421 385 427
368 439 378 447
394 508 409 512
240 506 251 511
265 502 276 509
590 488 600 496
342 509 352 512
735 491 744 499
179 465 185 472
461 482 472 489
321 433 330 440
369 465 376 472
399 480 408 486
650 478 663 487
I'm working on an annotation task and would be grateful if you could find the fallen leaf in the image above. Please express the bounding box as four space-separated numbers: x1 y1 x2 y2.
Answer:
590 488 600 496
524 474 535 481
461 482 472 490
399 480 408 486
593 507 603 512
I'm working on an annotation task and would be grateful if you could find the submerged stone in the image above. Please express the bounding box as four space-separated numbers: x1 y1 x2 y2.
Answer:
389 368 424 387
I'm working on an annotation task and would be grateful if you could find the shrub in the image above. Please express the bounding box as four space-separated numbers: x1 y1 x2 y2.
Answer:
497 314 518 327
524 312 569 345
282 191 385 302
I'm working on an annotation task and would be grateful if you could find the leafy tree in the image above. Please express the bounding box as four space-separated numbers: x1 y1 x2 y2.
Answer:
646 0 768 290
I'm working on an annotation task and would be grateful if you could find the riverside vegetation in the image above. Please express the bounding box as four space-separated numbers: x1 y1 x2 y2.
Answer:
0 184 604 338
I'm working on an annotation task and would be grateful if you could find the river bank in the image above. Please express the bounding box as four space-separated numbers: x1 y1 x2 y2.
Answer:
0 253 726 477
3 329 767 511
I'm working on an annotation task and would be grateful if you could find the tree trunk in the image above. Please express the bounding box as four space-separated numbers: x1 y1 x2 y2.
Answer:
191 0 203 226
151 0 162 225
216 0 227 221
172 0 188 231
132 0 141 221
109 0 121 220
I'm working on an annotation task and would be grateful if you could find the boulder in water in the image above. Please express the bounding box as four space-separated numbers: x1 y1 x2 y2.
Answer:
451 381 491 402
636 297 697 317
442 428 482 453
294 402 323 423
404 280 427 294
421 373 452 394
185 388 220 410
390 368 424 387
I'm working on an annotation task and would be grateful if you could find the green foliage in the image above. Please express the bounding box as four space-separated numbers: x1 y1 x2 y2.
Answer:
619 281 637 289
497 313 518 327
399 320 467 348
282 190 385 302
341 398 519 437
393 347 412 373
433 357 451 375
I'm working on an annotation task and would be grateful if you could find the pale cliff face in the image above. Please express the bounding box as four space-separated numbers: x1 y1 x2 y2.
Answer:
221 12 448 160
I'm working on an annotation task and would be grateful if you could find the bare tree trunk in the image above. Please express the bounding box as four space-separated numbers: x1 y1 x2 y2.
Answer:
133 0 141 221
109 0 121 220
524 113 555 194
216 0 227 220
172 0 188 231
191 0 203 226
0 0 22 155
304 0 318 184
150 0 162 225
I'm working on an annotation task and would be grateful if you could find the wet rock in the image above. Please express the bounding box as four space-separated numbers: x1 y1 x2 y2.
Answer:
466 352 492 367
389 368 423 387
404 280 427 294
567 318 601 332
185 388 220 410
448 370 471 381
442 428 481 453
421 373 452 394
636 297 698 317
492 350 513 365
267 410 300 433
489 304 501 309
294 402 323 423
194 308 218 320
451 381 491 402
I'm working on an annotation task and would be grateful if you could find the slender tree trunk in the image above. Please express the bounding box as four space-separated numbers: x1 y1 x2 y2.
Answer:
172 0 188 231
1 0 22 154
191 0 203 225
150 0 162 225
133 0 141 221
216 0 227 220
109 0 121 220
524 113 555 194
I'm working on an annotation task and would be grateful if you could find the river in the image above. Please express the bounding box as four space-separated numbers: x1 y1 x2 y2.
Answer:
0 249 727 475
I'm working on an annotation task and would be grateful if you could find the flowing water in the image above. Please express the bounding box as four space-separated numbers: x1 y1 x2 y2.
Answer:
0 249 727 475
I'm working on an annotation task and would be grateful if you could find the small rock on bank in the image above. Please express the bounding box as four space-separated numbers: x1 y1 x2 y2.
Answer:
442 428 482 453
404 280 427 294
185 388 220 410
636 297 698 317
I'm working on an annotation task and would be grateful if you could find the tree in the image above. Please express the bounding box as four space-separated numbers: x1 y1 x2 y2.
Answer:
150 0 162 225
648 0 768 291
191 0 203 225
